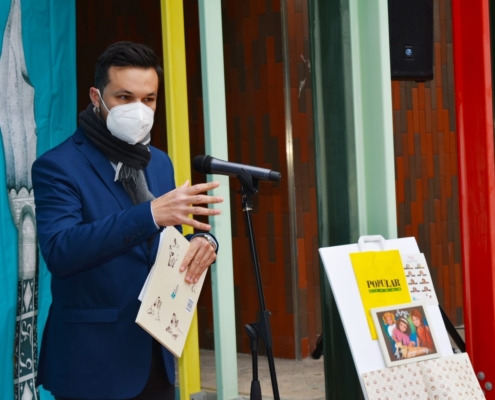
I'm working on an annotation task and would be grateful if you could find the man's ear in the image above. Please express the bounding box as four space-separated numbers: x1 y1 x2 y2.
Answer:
89 87 101 109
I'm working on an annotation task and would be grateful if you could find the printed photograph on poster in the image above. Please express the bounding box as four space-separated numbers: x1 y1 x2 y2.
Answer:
371 302 440 367
401 253 438 304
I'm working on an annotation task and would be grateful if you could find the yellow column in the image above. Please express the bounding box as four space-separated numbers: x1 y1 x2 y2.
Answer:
160 1 201 398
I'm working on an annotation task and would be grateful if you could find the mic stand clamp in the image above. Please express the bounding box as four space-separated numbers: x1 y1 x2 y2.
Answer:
237 172 280 400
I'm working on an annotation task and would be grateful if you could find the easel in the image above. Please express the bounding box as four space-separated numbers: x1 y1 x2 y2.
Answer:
319 235 454 398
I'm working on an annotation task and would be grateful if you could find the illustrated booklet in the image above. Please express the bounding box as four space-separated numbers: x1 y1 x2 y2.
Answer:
136 226 207 358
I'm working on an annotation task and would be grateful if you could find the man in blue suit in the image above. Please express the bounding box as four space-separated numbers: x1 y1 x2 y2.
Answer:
32 42 222 400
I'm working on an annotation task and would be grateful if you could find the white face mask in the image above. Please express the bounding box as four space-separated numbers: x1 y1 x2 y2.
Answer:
97 89 154 145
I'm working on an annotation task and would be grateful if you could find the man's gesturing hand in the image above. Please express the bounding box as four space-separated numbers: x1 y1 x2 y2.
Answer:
151 180 223 230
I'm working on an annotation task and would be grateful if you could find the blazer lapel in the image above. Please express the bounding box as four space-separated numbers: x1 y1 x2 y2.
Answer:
144 154 160 198
75 128 164 261
143 154 162 261
73 128 133 210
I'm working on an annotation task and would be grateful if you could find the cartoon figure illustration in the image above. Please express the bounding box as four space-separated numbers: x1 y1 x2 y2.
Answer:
168 238 180 268
404 263 412 270
411 287 420 293
165 313 183 340
422 286 431 292
411 309 435 351
382 312 396 338
420 278 429 284
147 296 162 321
409 278 416 285
392 315 415 347
391 315 418 360
418 270 427 277
406 271 415 277
415 263 425 269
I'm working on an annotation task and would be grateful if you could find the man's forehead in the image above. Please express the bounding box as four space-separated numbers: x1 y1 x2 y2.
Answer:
112 88 157 96
106 66 159 89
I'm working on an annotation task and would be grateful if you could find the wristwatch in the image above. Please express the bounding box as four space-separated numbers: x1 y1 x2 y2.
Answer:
197 233 217 251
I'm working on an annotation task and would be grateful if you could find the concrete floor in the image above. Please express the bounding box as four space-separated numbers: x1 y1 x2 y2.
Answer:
198 349 326 400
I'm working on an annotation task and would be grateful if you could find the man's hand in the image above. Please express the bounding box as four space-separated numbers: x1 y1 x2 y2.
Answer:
180 236 216 283
151 180 223 230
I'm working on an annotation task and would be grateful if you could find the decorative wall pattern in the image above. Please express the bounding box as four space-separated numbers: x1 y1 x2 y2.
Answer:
392 0 462 325
0 1 39 398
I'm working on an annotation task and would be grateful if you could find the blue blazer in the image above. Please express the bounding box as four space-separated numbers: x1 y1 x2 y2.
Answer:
32 127 177 399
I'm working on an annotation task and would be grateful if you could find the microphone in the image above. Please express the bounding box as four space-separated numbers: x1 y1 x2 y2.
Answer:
193 155 281 182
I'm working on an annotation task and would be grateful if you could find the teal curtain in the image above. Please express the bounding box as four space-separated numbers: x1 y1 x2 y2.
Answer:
0 0 76 399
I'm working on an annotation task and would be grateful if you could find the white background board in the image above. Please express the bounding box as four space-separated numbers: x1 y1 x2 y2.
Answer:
319 237 454 398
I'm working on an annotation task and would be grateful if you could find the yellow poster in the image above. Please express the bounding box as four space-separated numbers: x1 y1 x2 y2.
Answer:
350 250 411 339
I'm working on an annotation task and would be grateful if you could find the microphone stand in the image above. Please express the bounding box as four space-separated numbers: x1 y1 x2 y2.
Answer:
236 169 280 400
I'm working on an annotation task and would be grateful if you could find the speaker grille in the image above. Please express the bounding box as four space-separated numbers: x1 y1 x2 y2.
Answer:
388 0 434 81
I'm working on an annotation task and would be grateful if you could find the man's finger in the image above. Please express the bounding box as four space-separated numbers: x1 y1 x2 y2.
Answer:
185 258 203 283
191 255 215 283
189 206 221 216
181 238 216 283
182 219 212 231
191 194 224 205
184 181 220 195
180 247 198 272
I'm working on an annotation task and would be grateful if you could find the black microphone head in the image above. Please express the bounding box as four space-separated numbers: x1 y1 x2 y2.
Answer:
192 155 213 174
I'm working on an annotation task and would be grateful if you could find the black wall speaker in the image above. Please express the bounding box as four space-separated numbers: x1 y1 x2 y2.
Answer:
388 0 434 81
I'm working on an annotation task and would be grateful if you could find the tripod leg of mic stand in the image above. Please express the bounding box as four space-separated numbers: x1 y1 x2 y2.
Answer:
245 324 262 400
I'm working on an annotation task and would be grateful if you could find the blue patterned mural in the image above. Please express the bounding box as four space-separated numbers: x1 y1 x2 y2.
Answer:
0 1 76 398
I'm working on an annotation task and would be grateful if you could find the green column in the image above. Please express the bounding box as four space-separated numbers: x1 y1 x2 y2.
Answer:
198 1 239 399
309 0 396 398
349 0 397 238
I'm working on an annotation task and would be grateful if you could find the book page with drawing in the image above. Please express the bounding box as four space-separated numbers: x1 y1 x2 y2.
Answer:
136 226 207 358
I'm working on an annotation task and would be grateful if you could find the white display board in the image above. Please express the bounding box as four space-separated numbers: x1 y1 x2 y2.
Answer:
319 236 454 398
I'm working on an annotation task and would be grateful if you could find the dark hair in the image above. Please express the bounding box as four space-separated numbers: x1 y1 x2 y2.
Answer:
95 41 163 92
